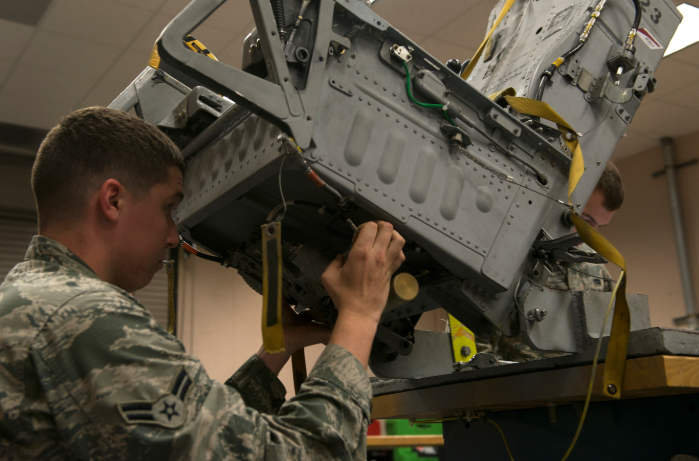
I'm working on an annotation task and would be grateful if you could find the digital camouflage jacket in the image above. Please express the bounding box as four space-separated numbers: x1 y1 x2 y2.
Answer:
0 236 370 460
478 244 616 361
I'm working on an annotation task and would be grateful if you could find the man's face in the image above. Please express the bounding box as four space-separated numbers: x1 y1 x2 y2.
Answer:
580 189 615 231
113 166 183 292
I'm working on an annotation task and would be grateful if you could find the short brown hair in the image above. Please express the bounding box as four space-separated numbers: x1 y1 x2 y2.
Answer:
596 162 624 211
32 107 184 228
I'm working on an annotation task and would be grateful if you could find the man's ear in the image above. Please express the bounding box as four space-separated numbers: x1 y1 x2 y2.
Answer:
98 179 127 223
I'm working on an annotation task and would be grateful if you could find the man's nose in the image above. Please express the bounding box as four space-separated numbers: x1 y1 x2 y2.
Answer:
166 217 179 249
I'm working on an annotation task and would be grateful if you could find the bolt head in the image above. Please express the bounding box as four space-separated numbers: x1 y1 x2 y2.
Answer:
607 383 618 395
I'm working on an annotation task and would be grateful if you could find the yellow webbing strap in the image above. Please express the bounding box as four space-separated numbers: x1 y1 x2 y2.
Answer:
184 35 219 61
461 0 517 80
502 96 584 200
148 34 218 69
261 222 285 353
500 96 629 399
165 260 176 335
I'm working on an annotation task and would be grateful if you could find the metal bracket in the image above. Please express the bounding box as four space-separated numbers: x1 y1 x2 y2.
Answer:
390 44 413 62
559 56 581 85
453 352 516 371
376 324 414 356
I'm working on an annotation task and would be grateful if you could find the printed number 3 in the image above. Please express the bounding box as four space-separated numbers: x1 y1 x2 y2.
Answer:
650 8 662 24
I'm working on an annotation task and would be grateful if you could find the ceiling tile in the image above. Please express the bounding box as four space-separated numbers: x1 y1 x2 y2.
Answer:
372 0 486 37
0 93 75 130
161 0 253 33
217 35 246 68
630 98 699 138
651 55 699 96
670 42 699 68
0 19 35 62
102 49 151 86
130 13 240 56
662 80 699 110
21 30 122 80
80 77 137 108
190 24 238 56
432 1 497 49
106 0 168 13
418 37 476 67
130 13 172 53
0 63 92 107
40 0 151 47
0 0 53 26
0 60 13 84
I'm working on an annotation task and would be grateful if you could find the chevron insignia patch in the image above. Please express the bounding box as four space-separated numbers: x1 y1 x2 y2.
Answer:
117 367 193 428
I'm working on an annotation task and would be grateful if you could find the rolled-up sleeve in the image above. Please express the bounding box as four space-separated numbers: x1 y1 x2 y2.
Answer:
225 354 287 414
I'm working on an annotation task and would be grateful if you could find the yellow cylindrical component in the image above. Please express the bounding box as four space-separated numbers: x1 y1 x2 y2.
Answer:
391 272 419 303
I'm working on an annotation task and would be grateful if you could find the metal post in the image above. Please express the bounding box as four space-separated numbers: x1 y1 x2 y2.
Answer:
661 137 699 330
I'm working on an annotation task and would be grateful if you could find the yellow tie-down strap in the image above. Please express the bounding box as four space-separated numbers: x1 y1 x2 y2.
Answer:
496 95 629 399
261 222 286 354
461 0 517 81
449 314 477 363
165 260 176 335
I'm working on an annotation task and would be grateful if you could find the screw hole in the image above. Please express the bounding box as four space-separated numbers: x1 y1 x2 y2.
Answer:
536 27 543 35
528 200 532 205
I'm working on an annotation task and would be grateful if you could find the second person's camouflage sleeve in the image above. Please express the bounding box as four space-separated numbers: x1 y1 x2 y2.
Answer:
225 354 287 414
32 290 371 460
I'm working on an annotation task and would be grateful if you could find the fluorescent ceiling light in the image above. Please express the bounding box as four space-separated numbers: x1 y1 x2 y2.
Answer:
664 3 699 56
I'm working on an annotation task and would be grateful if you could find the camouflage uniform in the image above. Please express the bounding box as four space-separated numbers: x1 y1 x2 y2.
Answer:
477 244 615 361
0 236 370 460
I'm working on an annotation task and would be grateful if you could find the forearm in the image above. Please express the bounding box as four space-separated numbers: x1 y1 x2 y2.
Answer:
257 346 291 376
328 310 379 369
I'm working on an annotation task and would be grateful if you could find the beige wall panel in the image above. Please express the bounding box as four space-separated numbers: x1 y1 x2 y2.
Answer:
176 251 325 396
606 131 699 328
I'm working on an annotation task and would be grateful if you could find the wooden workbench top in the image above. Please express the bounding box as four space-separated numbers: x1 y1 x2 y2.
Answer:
371 355 699 420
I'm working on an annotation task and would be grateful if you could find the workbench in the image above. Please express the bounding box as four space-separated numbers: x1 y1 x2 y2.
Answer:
370 328 699 460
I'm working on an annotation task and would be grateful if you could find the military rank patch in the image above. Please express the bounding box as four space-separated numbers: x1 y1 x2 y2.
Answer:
117 367 193 428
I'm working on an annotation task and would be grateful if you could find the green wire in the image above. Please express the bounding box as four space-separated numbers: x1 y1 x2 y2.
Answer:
401 61 456 126
443 111 456 126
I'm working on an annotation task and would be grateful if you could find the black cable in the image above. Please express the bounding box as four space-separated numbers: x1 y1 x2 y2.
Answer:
535 41 586 101
534 75 549 101
631 0 642 30
561 41 585 60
